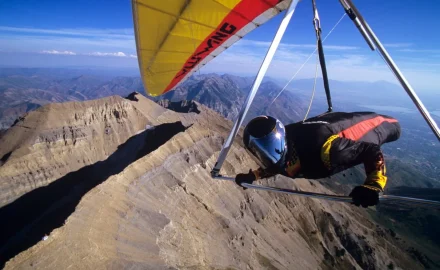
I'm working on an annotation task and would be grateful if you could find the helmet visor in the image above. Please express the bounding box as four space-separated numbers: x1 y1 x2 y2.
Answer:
247 121 286 169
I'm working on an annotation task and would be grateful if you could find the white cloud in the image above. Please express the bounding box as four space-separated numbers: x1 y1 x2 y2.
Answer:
38 50 136 58
327 54 370 66
0 26 133 39
1 26 438 90
88 52 127 57
0 26 136 55
383 43 413 48
24 49 137 58
41 50 76 55
399 48 440 53
0 35 135 51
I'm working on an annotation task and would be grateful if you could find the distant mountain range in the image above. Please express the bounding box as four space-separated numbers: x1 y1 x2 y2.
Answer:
3 67 437 128
0 70 305 129
165 73 305 124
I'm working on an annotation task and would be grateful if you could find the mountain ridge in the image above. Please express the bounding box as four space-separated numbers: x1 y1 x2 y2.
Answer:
0 93 434 269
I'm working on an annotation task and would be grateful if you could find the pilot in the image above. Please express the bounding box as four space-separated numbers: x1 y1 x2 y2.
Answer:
235 112 401 208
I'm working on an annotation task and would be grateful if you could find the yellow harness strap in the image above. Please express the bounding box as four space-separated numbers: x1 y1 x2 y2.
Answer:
321 135 340 170
320 134 387 190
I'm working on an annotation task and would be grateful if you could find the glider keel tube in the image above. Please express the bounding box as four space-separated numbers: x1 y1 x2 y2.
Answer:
215 176 353 203
211 0 301 177
215 176 440 207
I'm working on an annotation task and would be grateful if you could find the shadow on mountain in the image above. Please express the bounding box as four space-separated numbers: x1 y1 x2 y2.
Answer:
0 151 11 167
0 121 187 268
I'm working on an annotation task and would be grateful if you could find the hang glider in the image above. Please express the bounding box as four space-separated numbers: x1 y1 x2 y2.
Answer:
132 0 440 207
132 0 291 96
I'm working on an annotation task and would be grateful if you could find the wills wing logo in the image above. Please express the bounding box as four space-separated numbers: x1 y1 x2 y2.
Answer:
175 22 237 79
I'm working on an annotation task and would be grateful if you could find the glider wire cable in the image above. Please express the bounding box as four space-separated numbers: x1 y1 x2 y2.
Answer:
266 13 346 112
303 41 320 121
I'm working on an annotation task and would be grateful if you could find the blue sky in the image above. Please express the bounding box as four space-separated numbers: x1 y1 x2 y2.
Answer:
0 0 439 90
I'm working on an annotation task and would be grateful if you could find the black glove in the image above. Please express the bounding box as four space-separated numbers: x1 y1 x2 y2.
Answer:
235 169 256 189
349 185 380 208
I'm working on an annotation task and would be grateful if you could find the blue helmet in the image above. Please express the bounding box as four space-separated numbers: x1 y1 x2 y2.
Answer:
243 115 287 169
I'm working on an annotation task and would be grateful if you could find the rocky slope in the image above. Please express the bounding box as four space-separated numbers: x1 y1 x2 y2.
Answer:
0 94 168 207
0 93 434 269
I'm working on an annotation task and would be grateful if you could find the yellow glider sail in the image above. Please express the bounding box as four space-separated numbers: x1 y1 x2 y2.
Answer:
132 0 292 96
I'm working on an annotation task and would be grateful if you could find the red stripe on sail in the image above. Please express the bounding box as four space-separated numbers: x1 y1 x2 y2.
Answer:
162 0 280 94
338 116 398 141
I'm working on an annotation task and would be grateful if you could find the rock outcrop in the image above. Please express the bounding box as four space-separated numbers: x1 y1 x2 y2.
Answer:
157 99 201 114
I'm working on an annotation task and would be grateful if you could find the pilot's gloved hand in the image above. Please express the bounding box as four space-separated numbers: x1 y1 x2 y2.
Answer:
235 169 256 189
349 185 380 208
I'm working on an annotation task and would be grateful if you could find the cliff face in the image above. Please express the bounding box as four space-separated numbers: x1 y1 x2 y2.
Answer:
0 93 429 269
0 95 168 207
